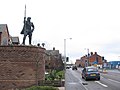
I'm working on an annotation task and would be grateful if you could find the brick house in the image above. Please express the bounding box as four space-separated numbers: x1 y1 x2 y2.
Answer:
89 52 103 65
0 24 20 45
76 52 104 67
0 24 11 45
75 59 81 67
45 47 64 71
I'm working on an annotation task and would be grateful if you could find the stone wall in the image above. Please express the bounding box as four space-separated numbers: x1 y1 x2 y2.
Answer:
0 45 45 90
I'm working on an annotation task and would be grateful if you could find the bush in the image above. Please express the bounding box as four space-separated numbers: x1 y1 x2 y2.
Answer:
45 70 64 80
24 86 59 90
56 71 64 79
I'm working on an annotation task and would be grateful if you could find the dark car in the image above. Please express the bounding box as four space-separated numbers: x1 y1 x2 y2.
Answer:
82 66 100 80
72 65 77 70
66 65 71 69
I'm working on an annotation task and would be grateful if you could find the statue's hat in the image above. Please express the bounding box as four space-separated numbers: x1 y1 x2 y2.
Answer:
27 17 31 20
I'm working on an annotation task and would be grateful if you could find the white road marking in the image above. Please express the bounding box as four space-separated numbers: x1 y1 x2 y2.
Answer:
95 81 108 87
68 82 78 84
108 79 120 83
80 82 89 90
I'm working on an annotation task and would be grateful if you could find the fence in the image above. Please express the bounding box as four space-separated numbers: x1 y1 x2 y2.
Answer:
38 80 64 87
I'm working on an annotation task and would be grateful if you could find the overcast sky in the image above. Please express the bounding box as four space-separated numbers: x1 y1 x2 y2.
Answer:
1 0 120 63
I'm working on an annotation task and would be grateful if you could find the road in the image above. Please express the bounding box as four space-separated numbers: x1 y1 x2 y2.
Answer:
65 68 120 90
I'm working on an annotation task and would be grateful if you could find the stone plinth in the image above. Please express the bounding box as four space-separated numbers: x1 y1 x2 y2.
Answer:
0 45 45 90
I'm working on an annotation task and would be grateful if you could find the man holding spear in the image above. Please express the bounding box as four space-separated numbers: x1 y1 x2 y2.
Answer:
21 5 35 45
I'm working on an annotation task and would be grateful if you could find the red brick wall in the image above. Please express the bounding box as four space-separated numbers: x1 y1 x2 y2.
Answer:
75 59 81 66
0 45 45 90
89 55 103 65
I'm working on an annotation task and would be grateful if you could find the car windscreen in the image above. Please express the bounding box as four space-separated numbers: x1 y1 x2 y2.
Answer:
87 68 98 72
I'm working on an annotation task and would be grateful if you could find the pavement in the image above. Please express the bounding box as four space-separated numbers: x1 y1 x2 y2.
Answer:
58 87 65 90
99 69 120 73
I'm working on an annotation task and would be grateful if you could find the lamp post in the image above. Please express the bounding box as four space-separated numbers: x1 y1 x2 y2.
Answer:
85 48 89 67
64 38 72 90
87 49 89 66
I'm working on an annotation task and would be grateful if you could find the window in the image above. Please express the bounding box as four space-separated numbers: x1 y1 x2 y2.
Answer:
87 68 98 72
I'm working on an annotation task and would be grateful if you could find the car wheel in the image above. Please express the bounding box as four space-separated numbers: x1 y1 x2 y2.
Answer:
85 77 87 81
97 77 100 80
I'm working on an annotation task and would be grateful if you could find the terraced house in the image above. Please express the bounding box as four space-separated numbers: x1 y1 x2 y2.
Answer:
76 52 106 68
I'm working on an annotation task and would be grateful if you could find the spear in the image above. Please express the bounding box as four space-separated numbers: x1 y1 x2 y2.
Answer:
23 4 26 33
24 4 26 18
21 4 26 34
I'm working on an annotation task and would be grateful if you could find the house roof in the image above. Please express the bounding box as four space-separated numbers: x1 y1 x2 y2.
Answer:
46 50 59 56
11 37 20 44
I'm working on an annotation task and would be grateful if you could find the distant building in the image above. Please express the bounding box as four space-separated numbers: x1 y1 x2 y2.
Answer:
0 24 20 45
11 36 20 45
108 61 120 69
45 47 64 71
75 59 81 67
0 24 11 45
76 52 105 67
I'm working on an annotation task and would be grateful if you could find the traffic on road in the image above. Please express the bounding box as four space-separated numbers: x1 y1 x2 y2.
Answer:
65 67 120 90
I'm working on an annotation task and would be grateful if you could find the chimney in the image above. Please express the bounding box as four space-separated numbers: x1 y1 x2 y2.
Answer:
91 52 93 55
95 52 97 55
53 47 55 50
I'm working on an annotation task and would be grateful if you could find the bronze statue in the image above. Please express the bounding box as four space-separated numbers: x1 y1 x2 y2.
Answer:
21 17 35 45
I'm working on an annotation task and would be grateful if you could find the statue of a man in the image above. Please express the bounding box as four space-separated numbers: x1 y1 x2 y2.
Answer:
21 17 35 45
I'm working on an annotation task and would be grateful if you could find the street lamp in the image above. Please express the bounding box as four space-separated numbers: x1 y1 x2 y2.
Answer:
85 48 89 67
64 38 72 72
64 38 72 90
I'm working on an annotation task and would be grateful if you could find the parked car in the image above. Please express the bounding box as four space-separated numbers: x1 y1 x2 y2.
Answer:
82 66 100 80
72 65 77 70
66 65 71 69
